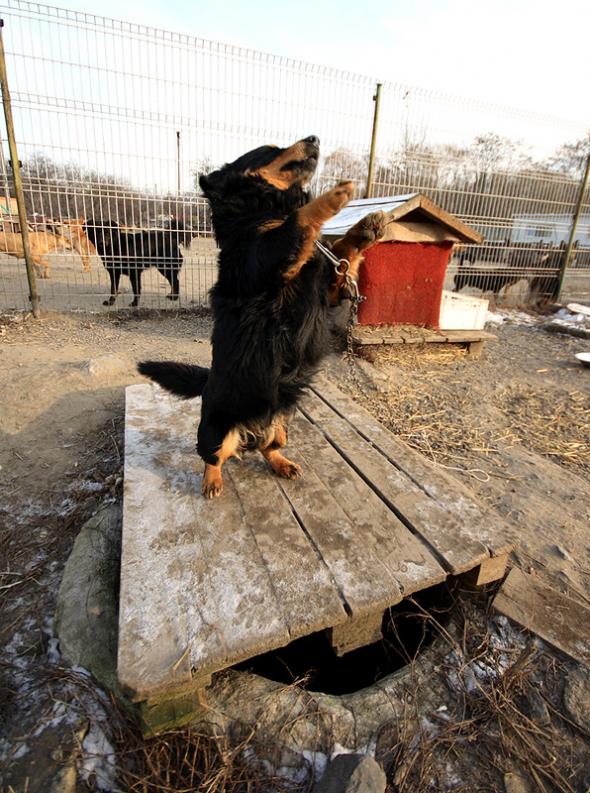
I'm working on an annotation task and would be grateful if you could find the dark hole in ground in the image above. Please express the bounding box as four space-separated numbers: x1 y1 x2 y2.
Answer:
234 580 456 695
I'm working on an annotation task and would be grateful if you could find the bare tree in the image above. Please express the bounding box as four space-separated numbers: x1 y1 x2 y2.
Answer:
549 133 590 177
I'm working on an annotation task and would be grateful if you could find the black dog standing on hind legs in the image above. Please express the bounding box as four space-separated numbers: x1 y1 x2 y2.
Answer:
139 135 386 498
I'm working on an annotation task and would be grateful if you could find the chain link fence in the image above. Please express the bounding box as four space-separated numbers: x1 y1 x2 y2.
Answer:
0 0 589 312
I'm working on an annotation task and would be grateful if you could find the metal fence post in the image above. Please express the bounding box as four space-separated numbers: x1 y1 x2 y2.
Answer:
364 82 382 199
176 130 181 197
0 18 40 317
555 152 590 302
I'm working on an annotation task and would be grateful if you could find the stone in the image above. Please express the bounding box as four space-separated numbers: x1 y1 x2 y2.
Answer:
504 771 533 793
314 754 386 793
81 355 131 379
563 665 590 733
523 687 550 727
55 504 122 694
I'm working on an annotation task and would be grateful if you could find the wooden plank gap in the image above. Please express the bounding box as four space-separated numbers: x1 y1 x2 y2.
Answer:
310 379 513 560
227 464 295 643
310 385 435 496
276 479 354 619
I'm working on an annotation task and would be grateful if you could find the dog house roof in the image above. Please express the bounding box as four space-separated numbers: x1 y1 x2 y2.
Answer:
322 193 483 244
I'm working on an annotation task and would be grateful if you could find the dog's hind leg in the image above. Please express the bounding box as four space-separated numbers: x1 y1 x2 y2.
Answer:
202 430 240 499
260 418 302 480
197 418 240 499
163 265 180 301
104 268 121 306
129 266 142 308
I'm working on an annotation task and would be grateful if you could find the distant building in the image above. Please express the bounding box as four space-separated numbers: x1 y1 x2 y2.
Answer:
511 213 590 246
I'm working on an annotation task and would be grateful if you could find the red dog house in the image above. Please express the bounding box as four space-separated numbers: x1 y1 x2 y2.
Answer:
323 194 483 328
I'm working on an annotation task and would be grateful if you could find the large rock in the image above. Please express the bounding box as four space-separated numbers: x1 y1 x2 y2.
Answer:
55 504 122 693
314 754 386 793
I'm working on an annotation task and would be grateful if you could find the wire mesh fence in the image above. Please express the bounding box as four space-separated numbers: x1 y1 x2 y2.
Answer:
0 0 588 313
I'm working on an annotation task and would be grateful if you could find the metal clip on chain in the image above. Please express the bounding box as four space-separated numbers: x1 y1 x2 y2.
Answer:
314 239 365 360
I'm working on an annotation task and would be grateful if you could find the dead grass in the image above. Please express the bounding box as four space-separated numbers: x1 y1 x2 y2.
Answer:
349 343 590 482
379 596 589 793
351 346 511 481
111 719 308 793
496 384 590 475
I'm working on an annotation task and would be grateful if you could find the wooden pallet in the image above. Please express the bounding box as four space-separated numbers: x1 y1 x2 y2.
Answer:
118 378 513 728
352 325 497 358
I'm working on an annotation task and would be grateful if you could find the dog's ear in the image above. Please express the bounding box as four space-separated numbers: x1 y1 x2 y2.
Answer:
199 170 224 200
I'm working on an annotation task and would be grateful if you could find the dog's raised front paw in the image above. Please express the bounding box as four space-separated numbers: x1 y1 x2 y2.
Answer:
325 181 354 213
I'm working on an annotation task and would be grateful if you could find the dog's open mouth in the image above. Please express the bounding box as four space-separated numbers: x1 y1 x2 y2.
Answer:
301 143 320 178
306 152 319 169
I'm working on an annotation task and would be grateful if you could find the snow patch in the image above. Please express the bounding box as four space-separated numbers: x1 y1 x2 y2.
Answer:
486 309 539 327
80 723 117 792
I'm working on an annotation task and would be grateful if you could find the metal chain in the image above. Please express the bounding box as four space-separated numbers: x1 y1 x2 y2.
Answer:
315 239 367 387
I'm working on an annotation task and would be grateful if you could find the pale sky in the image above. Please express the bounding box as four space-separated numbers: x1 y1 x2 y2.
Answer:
3 0 589 193
55 0 590 122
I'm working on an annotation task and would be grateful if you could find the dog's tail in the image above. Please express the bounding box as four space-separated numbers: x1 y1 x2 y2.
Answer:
137 360 209 399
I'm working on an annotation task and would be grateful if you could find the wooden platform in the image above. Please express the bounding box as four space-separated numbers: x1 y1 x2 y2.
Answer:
118 378 513 706
352 325 497 357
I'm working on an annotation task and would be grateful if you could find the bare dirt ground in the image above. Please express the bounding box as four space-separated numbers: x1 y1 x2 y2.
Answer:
1 308 590 791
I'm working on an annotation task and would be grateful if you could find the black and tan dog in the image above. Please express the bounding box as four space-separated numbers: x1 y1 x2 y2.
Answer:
139 135 385 497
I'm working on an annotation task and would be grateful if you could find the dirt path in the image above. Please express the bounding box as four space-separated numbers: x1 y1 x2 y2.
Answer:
1 309 589 791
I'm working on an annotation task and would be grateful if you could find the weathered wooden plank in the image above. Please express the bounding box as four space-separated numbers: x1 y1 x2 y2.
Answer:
469 553 510 586
275 440 402 619
227 455 349 640
493 568 590 666
352 326 497 347
301 391 490 574
329 610 384 656
119 385 291 700
288 411 446 597
311 377 513 560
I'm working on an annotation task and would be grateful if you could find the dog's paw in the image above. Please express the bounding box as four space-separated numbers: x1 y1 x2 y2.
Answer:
324 181 354 213
166 294 179 301
202 480 223 498
362 210 387 243
201 466 223 498
274 459 303 480
352 210 387 249
103 298 116 306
